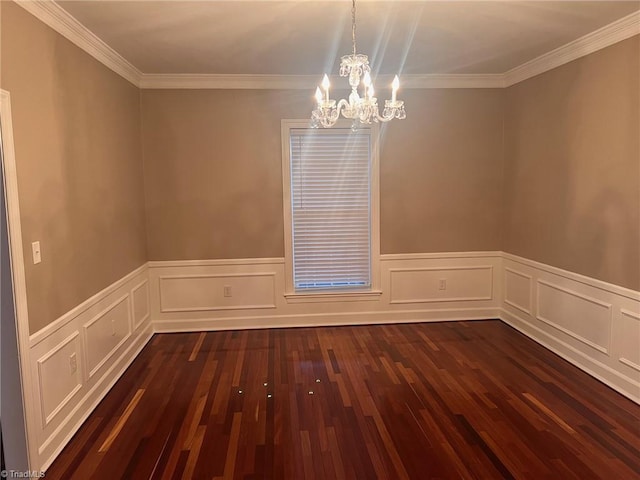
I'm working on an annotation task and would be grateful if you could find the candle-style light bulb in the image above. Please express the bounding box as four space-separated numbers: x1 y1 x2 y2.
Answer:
321 74 330 102
392 75 400 103
315 87 323 106
362 72 373 100
368 84 375 100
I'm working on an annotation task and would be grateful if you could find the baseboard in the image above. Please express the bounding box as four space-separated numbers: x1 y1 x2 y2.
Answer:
27 265 153 471
153 307 502 333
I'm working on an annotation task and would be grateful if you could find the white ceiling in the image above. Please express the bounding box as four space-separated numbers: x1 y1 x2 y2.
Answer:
56 1 640 76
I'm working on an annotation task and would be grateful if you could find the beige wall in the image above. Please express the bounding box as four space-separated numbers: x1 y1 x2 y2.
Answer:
1 3 148 333
142 89 300 260
504 36 640 290
380 89 504 253
141 88 505 260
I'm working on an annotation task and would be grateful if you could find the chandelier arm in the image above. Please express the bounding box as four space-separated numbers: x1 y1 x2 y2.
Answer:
337 98 350 112
375 110 395 123
337 98 356 120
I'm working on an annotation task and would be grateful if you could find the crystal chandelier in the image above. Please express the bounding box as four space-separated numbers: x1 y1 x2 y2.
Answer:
311 0 406 129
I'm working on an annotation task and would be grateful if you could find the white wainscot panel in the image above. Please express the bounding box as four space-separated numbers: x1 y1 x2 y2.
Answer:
389 266 493 304
504 268 532 315
37 332 82 426
131 280 150 329
617 309 640 372
159 273 277 312
83 295 132 379
536 280 612 354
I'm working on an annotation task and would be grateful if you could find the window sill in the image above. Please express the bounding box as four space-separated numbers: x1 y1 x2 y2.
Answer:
284 290 382 304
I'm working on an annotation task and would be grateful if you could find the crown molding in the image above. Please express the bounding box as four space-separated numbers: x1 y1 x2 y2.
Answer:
140 74 322 90
504 10 640 87
138 73 505 90
399 74 505 89
15 0 142 86
14 1 639 90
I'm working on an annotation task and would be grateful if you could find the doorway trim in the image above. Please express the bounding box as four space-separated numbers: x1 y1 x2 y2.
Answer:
1 89 38 469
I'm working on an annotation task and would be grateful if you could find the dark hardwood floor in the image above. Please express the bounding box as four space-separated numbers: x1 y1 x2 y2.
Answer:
46 320 640 479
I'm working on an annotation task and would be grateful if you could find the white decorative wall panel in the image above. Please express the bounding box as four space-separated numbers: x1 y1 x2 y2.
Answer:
83 295 132 378
617 309 640 372
536 280 612 354
389 266 493 304
36 332 82 426
159 273 277 312
504 268 532 315
132 280 150 329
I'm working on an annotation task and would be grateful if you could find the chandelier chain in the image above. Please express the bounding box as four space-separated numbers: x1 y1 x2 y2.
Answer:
351 0 357 56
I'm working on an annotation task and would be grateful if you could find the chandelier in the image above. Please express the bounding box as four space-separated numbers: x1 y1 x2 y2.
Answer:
311 0 406 129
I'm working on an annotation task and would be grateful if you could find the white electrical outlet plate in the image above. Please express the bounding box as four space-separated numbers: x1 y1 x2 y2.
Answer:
223 285 232 297
32 241 42 264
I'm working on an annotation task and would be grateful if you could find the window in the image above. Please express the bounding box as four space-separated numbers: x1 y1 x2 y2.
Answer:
281 120 380 300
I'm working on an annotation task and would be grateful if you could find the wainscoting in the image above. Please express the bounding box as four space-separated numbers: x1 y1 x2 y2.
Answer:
500 253 640 403
28 264 152 470
149 252 503 332
24 251 640 471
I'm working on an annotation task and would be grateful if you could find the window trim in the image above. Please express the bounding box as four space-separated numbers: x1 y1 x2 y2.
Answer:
281 119 380 301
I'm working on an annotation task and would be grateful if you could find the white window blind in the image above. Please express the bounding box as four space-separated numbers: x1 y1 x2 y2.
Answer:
289 128 372 291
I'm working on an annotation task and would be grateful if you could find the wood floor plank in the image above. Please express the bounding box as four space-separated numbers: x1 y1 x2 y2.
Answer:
98 389 145 452
187 332 206 362
45 320 640 479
